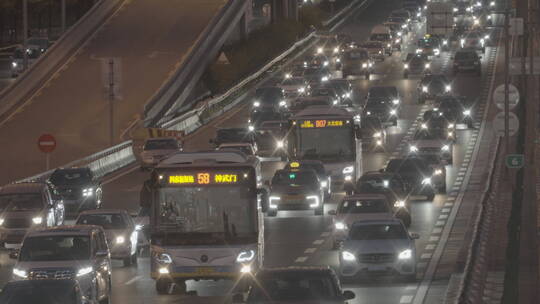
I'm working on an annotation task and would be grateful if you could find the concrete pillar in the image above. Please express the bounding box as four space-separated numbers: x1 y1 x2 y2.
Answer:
239 13 248 40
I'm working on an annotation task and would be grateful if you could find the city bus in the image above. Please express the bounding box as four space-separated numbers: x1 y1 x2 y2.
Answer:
287 106 362 193
148 150 265 294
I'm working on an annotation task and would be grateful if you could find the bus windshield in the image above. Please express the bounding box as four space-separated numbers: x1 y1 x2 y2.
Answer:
297 126 355 161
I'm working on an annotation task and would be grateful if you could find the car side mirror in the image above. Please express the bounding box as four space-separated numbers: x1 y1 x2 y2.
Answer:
328 210 337 216
9 250 19 260
410 233 420 239
232 293 245 303
343 290 355 300
95 250 108 258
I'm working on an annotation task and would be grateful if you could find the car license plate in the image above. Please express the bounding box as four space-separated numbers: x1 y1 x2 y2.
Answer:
195 267 215 274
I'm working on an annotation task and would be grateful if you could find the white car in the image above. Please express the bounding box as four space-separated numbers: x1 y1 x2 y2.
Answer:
12 226 112 304
460 30 487 53
76 209 139 267
217 142 257 156
339 219 418 281
140 137 182 170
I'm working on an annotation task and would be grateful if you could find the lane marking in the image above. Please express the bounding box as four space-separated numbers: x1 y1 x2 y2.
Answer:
425 244 436 250
313 239 324 245
125 275 141 285
295 256 308 263
400 295 414 303
304 248 317 254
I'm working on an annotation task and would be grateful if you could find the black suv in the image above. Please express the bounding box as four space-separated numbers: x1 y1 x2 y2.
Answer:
453 49 481 76
417 74 452 103
341 48 373 79
209 128 257 147
403 53 431 78
252 87 286 114
48 167 102 218
383 158 445 200
435 95 474 129
360 116 386 150
364 86 401 126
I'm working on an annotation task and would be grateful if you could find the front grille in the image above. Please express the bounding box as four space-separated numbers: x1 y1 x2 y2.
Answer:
419 147 440 153
29 268 74 280
358 253 396 263
4 218 31 229
57 188 80 200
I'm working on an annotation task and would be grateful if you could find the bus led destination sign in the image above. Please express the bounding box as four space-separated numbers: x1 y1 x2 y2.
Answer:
168 172 239 185
299 120 346 128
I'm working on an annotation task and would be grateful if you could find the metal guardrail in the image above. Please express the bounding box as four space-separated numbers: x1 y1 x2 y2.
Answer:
454 137 502 304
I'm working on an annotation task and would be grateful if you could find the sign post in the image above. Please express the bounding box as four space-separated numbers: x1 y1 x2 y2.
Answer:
38 134 56 170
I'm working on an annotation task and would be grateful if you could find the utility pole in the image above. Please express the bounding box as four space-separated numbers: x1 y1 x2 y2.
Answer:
23 0 28 70
108 59 115 146
504 8 510 153
61 0 66 34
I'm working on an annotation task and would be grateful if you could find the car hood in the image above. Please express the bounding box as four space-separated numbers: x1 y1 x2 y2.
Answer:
16 260 93 271
335 213 393 226
271 184 318 195
342 239 412 254
411 140 447 148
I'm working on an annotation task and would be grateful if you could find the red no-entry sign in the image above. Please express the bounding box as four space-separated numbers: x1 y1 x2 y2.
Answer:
38 134 56 153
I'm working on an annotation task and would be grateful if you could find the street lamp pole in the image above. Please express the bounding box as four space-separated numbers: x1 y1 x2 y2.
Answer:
23 0 28 70
61 0 66 34
504 8 510 153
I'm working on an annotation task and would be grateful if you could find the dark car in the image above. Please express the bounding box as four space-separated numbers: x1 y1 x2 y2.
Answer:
421 110 456 141
252 87 286 113
326 79 354 105
284 160 331 198
256 120 289 158
209 128 257 147
383 158 444 200
435 95 474 128
48 167 101 218
341 48 373 79
453 49 482 75
236 267 355 304
249 109 283 130
403 53 431 78
417 74 452 103
416 35 442 57
0 279 88 304
303 67 333 85
360 116 386 150
268 169 324 216
364 86 401 126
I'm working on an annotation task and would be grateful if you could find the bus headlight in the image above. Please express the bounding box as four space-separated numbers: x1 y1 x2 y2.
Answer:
335 222 346 230
307 195 320 208
269 196 280 208
342 251 356 261
398 249 412 260
240 265 252 273
236 250 255 263
342 166 354 175
422 177 432 185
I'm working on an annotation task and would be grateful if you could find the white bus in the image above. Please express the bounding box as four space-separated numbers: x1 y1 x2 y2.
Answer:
287 106 362 193
148 150 265 294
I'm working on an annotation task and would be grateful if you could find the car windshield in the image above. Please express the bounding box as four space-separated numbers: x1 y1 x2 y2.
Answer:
413 130 446 140
386 160 428 173
49 169 92 185
272 171 317 186
422 75 447 85
455 51 477 60
0 194 44 212
248 273 338 301
418 38 437 47
361 42 382 49
76 214 127 229
303 68 323 76
282 78 304 86
144 139 179 150
349 223 407 240
19 236 91 261
256 88 282 103
339 199 390 214
371 33 390 41
311 88 335 96
345 50 368 59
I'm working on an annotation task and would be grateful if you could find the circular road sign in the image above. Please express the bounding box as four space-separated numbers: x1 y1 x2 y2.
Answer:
493 84 519 110
493 112 519 137
38 134 56 153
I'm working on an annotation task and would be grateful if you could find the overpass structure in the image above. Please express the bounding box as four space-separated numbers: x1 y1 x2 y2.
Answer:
0 0 258 185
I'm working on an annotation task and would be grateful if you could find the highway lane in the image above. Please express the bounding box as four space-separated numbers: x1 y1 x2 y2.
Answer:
0 0 227 185
0 58 13 91
0 3 499 304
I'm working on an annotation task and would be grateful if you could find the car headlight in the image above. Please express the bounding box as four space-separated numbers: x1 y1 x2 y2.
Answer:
448 123 455 129
13 268 28 279
269 196 280 208
401 24 407 29
240 265 252 273
383 180 389 187
236 250 255 263
342 251 356 261
404 63 409 69
279 100 287 107
394 200 406 208
354 114 361 122
11 62 17 68
336 58 341 63
463 109 471 116
434 48 440 54
317 47 323 54
443 39 448 45
398 249 413 260
323 61 329 66
276 140 284 148
441 145 450 151
32 217 42 225
387 43 391 48
116 236 125 244
334 47 339 53
307 195 320 208
422 177 432 185
390 109 397 115
490 1 495 6
82 188 94 197
0 218 4 226
392 99 400 105
425 63 431 69
397 31 403 36
422 86 428 93
460 38 465 46
445 85 451 92
366 111 371 115
321 76 329 82
285 73 291 79
409 145 418 152
480 38 485 45
434 169 443 175
362 63 367 68
342 166 354 175
474 19 480 25
335 222 346 230
253 101 260 107
320 180 328 188
248 125 255 132
395 38 401 44
298 87 305 93
373 132 382 138
416 48 422 53
135 224 143 231
448 131 453 137
156 253 173 264
421 123 427 129
76 266 93 277
159 267 169 274
453 7 458 12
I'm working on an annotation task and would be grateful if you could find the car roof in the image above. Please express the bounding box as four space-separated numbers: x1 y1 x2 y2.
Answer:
350 218 403 226
361 171 399 178
26 225 101 237
218 143 252 147
0 182 47 194
343 193 389 200
145 137 177 142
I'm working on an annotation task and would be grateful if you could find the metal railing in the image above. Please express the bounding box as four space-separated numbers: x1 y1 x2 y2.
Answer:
454 137 503 304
